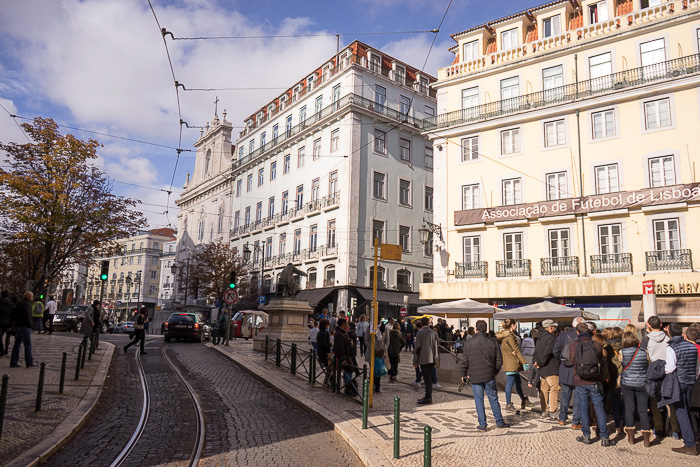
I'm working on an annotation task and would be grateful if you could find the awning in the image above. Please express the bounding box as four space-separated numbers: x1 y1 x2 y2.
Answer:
493 301 600 321
417 298 500 318
355 288 430 307
295 288 336 307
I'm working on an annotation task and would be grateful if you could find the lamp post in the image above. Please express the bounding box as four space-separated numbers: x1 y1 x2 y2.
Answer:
171 258 190 306
243 242 265 299
125 275 132 321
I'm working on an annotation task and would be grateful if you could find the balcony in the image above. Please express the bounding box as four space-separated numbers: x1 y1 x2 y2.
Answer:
591 253 633 274
323 278 335 287
541 256 579 276
496 259 531 278
425 53 700 132
455 261 488 279
396 283 412 292
646 249 693 271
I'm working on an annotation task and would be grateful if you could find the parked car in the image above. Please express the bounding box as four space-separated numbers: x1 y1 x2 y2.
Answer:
52 305 112 333
164 313 211 343
113 321 134 334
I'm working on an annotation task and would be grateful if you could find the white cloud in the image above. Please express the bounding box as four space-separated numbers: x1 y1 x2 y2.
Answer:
380 35 454 77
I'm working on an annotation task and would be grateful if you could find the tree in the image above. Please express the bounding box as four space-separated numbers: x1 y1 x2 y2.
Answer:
0 117 146 294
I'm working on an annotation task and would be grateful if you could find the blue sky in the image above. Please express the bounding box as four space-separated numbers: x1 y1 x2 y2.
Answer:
0 0 527 228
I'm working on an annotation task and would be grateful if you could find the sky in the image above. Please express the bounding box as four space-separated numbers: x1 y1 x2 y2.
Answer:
0 0 529 229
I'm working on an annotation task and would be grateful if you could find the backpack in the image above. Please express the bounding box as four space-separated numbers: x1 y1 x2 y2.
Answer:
560 333 576 367
574 340 601 381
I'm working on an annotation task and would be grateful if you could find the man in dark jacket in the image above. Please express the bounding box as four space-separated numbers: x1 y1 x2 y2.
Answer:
665 323 699 456
534 319 560 418
0 291 13 357
553 317 585 427
570 322 613 446
10 291 36 368
460 320 509 431
333 318 357 395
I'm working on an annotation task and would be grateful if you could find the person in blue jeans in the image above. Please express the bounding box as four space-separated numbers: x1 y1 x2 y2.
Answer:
460 320 509 431
553 317 585 427
10 291 36 368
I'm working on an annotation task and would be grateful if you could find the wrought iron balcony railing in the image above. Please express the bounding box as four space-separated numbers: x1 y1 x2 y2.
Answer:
591 253 633 274
646 249 692 271
396 283 412 292
496 259 531 278
455 261 488 279
541 256 580 276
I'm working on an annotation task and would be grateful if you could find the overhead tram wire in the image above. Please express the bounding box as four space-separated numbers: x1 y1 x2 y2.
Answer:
0 102 31 143
165 29 439 41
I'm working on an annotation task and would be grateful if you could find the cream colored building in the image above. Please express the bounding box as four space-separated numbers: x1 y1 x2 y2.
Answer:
421 0 700 325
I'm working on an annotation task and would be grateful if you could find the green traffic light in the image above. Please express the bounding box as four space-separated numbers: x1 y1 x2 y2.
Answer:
100 274 108 281
40 294 45 299
229 282 236 289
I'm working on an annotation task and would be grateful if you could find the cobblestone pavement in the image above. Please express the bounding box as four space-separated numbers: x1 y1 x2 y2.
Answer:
212 339 700 467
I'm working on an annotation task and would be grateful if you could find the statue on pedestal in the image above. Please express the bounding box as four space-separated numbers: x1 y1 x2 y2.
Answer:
277 263 307 298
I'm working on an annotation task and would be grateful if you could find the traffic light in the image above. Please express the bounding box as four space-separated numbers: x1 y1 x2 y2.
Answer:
100 260 109 281
40 293 45 299
229 271 237 289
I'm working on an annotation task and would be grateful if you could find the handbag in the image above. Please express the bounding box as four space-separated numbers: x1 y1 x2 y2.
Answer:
374 357 388 377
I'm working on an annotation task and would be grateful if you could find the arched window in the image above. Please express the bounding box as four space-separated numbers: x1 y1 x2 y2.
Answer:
306 267 317 289
263 274 272 293
369 266 386 289
396 269 412 292
217 205 224 234
324 265 336 287
197 210 206 242
204 149 212 175
422 272 433 284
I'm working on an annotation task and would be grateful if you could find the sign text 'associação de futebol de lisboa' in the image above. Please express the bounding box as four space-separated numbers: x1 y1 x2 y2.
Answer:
455 183 700 226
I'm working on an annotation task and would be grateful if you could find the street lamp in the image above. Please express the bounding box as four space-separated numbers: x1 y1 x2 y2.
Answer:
171 259 190 306
125 274 132 321
419 218 443 248
243 242 265 297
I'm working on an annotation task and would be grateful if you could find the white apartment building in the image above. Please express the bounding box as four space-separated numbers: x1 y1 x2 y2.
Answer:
158 238 177 307
230 40 437 317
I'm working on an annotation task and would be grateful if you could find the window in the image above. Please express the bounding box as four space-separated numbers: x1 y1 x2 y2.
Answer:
544 119 566 147
595 163 619 194
282 191 289 214
217 207 224 234
463 40 479 61
399 226 411 252
198 219 205 241
315 96 323 115
150 270 157 279
424 106 435 118
369 266 385 287
369 54 381 73
283 154 290 174
423 231 433 256
462 184 480 210
424 186 433 212
500 77 519 100
424 147 433 170
299 105 307 123
285 115 293 134
255 202 262 222
373 172 386 199
279 233 286 256
244 207 250 226
504 232 524 261
260 132 266 149
500 128 521 154
327 219 336 247
307 268 317 288
234 211 240 230
502 178 522 205
236 180 242 197
546 172 567 201
399 138 411 162
297 147 305 168
204 149 211 175
332 84 341 108
463 236 481 262
543 15 561 38
549 228 570 258
399 179 411 206
588 1 608 24
372 220 385 245
400 96 411 117
331 129 339 151
462 87 479 109
644 98 671 129
311 178 320 201
591 109 615 139
501 28 519 50
293 229 302 254
649 156 675 187
270 161 277 180
394 65 405 84
653 219 680 251
238 145 244 159
542 65 563 90
309 225 318 251
258 168 264 186
329 170 338 194
589 52 612 79
247 174 253 191
641 0 662 7
599 224 622 255
268 197 275 219
266 237 273 259
461 136 479 161
149 285 157 295
375 85 386 107
249 139 255 154
313 138 321 160
325 265 335 285
640 38 665 67
137 256 141 265
295 185 304 209
272 124 279 141
374 129 386 154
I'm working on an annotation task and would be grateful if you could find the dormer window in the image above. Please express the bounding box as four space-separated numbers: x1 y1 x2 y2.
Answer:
279 95 287 109
542 15 561 38
267 103 276 115
463 40 479 61
589 1 609 24
369 54 381 73
307 75 314 90
501 28 519 51
394 65 406 84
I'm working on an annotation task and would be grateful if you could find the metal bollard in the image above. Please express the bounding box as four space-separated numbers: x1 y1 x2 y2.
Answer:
81 342 87 369
59 352 67 394
275 339 281 367
394 396 400 459
74 344 83 380
88 338 94 361
265 336 269 360
423 425 432 467
310 350 317 384
362 379 369 430
0 375 8 438
35 362 46 412
291 343 297 375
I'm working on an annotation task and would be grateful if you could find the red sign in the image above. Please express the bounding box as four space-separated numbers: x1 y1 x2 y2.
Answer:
399 307 408 318
223 290 239 304
642 280 656 295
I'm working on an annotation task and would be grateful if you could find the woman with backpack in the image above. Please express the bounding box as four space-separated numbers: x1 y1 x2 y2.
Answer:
496 319 533 412
620 331 651 446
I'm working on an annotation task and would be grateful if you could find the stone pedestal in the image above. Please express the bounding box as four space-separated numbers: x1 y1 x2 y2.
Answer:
253 298 313 352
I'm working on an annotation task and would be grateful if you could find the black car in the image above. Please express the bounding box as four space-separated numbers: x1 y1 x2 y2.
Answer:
164 312 211 343
52 305 112 333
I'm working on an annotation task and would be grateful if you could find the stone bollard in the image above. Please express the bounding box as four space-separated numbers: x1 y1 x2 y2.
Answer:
0 375 8 438
35 362 46 412
59 352 67 393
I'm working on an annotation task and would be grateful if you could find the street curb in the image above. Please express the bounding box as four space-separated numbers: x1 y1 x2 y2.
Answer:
208 343 394 467
7 342 115 467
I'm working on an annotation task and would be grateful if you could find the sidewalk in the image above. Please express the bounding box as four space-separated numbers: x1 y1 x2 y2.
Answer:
210 339 699 467
1 333 113 467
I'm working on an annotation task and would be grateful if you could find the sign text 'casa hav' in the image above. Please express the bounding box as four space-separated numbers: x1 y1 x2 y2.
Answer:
455 183 700 226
